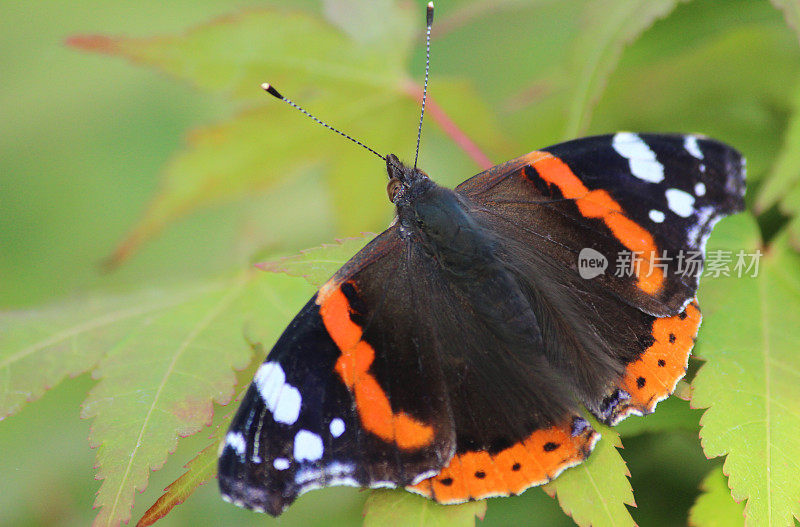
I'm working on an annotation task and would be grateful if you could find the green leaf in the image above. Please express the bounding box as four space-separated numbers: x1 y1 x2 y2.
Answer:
68 6 506 266
0 272 314 527
63 271 311 527
691 213 800 526
592 20 800 184
755 85 800 213
68 7 413 101
0 288 207 420
562 0 687 138
258 236 371 287
136 434 223 527
363 490 486 527
615 393 702 438
688 466 745 527
543 419 636 527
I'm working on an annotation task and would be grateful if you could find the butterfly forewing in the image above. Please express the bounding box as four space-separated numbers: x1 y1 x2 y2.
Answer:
457 133 745 316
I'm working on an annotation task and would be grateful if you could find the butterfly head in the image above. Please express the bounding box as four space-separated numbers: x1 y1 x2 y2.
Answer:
386 154 431 204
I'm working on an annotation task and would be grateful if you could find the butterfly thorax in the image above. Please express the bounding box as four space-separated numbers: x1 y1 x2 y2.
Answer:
385 155 497 275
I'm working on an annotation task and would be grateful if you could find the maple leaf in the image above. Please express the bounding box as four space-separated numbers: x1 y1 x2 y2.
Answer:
688 466 745 527
543 420 636 527
755 87 800 251
0 270 314 527
257 236 371 287
136 415 230 527
0 288 196 420
66 4 508 266
135 435 222 527
364 490 486 527
692 212 800 526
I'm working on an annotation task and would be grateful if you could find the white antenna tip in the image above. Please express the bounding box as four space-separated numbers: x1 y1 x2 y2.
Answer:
261 83 283 99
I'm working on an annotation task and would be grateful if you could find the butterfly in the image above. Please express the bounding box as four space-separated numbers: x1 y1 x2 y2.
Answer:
218 130 745 515
217 2 745 517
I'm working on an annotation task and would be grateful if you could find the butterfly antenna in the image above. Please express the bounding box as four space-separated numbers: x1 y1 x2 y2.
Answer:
261 83 386 162
413 2 434 169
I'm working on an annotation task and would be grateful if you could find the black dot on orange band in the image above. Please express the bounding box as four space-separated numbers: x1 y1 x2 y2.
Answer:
440 477 453 486
543 442 560 452
475 471 486 479
679 311 687 320
637 376 646 388
658 359 666 367
512 463 521 471
669 333 676 343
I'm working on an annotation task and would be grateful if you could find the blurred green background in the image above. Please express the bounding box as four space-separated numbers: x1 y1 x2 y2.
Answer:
2 0 798 525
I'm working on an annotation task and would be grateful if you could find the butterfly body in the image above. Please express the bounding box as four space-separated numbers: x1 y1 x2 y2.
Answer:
219 133 745 516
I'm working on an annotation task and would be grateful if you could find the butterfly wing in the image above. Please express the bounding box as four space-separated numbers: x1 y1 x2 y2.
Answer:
218 228 456 515
219 218 600 513
456 133 745 317
454 133 744 423
220 133 745 513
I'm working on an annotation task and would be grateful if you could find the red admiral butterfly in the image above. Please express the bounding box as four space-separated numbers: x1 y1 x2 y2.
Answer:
218 2 745 516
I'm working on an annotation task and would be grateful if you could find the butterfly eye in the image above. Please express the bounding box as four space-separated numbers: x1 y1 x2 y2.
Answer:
387 178 402 201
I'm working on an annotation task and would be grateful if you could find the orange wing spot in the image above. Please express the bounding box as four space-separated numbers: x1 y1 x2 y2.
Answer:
527 153 588 199
492 444 534 494
428 457 470 503
526 151 664 295
616 300 702 419
318 282 434 450
407 418 598 504
603 214 657 256
394 413 435 450
576 189 623 218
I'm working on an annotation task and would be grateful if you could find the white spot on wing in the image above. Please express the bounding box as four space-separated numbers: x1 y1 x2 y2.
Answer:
612 132 665 183
649 209 665 223
273 385 302 425
294 430 324 461
684 135 704 159
694 182 706 196
273 457 291 470
665 188 695 217
254 362 285 408
254 361 302 425
225 431 246 457
329 418 345 438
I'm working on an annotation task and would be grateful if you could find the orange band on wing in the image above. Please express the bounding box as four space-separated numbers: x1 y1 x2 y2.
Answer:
610 300 702 423
407 418 598 503
524 151 663 295
317 282 434 450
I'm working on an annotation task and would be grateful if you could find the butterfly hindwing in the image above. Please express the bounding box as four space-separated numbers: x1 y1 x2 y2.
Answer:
219 229 456 515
